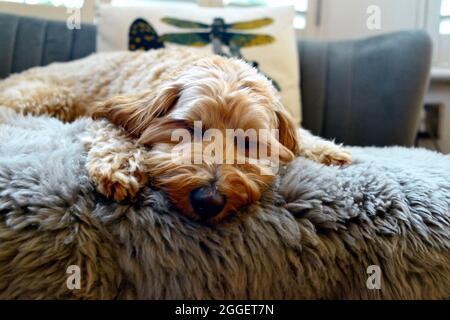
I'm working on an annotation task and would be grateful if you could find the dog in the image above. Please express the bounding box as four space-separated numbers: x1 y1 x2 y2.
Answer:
0 47 351 223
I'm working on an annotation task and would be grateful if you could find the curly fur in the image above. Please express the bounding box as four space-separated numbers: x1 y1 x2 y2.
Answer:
0 47 351 223
0 114 448 299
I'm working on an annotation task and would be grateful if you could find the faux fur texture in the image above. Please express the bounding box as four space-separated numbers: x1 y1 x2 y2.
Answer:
0 112 449 299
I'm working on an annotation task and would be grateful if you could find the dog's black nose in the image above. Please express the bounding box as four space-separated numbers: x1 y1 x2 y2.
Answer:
190 187 226 219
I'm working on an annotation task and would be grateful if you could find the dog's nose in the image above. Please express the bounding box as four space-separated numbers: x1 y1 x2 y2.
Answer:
190 187 226 219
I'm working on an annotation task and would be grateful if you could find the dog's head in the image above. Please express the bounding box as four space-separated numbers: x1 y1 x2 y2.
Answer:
93 55 299 223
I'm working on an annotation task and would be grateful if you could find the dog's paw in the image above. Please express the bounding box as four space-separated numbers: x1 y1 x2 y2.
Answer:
319 147 352 166
83 121 149 202
92 170 147 202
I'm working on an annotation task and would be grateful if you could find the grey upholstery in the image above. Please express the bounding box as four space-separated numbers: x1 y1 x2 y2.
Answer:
0 12 96 78
0 12 432 147
298 32 432 146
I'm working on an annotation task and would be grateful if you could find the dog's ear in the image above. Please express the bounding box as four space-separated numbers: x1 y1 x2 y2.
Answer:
275 107 300 159
91 83 181 137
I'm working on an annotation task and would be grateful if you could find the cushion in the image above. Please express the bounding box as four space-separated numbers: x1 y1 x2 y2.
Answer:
0 111 449 299
97 3 302 126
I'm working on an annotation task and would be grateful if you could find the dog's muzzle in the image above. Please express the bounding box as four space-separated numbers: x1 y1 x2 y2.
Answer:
190 186 226 220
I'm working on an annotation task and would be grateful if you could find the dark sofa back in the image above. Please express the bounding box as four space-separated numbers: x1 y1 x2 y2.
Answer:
298 32 432 146
0 12 95 78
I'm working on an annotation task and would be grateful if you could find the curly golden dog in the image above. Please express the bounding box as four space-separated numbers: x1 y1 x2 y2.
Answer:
0 48 351 223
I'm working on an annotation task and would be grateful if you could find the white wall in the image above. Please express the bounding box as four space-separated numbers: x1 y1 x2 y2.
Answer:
316 0 425 40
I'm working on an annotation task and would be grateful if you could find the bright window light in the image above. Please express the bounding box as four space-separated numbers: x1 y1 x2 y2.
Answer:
265 0 307 12
440 0 450 35
50 0 84 8
441 0 450 16
224 0 308 29
227 0 308 12
440 17 450 35
294 14 306 29
0 0 84 7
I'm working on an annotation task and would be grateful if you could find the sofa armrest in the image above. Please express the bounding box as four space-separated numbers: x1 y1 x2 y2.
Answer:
298 31 432 147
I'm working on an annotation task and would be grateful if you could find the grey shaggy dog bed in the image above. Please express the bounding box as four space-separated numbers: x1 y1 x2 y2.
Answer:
0 111 449 299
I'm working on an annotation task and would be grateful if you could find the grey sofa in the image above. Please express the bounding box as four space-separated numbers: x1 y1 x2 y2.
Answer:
0 12 432 146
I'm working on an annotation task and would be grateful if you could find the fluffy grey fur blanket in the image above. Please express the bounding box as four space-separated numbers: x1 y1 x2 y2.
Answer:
0 111 449 299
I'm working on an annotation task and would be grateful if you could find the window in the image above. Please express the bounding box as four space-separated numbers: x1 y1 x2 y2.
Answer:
225 0 308 29
110 1 308 30
440 0 450 34
0 0 83 7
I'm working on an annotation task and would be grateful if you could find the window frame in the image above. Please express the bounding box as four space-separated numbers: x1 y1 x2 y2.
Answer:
222 0 322 37
440 0 450 34
425 0 450 67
